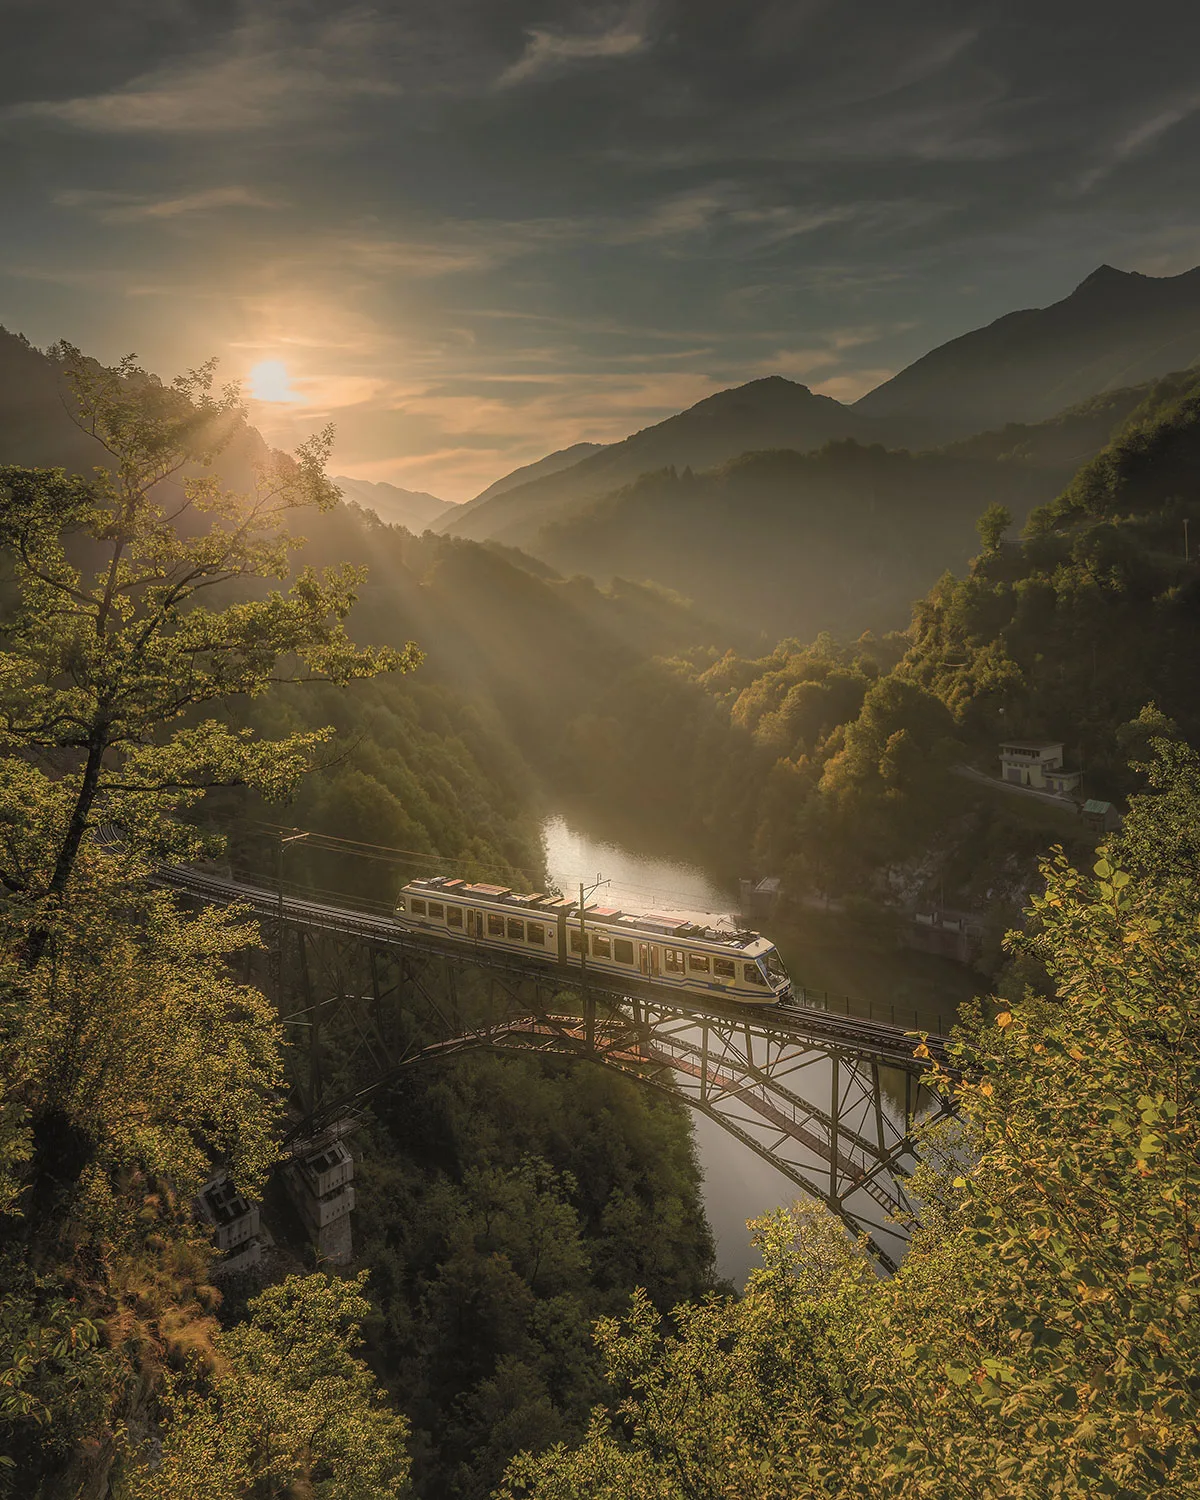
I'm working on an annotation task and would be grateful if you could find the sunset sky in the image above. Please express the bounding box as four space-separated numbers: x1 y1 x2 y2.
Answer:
3 1 1199 500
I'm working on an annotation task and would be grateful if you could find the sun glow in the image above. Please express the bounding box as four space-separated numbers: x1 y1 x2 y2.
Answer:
246 359 306 404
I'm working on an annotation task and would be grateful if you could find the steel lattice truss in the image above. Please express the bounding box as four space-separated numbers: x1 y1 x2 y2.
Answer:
248 906 956 1273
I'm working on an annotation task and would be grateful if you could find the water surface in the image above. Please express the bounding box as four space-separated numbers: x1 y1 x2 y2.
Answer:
542 810 834 1286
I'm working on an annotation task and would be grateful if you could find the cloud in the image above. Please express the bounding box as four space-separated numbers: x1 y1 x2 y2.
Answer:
54 185 284 222
1077 94 1200 193
497 14 647 87
752 322 916 381
9 13 395 134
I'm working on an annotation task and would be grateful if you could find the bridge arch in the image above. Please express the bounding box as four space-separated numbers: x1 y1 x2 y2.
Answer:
162 863 956 1273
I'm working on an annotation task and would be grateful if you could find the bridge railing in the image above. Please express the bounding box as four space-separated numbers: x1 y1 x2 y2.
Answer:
792 985 949 1043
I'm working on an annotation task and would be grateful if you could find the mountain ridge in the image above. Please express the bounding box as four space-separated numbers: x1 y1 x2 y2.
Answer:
854 261 1200 441
332 475 455 532
439 376 870 546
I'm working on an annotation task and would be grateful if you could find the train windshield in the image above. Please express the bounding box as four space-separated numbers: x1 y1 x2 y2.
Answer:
763 949 789 984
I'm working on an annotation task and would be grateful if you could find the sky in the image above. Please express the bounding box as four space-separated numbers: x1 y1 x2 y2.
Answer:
3 1 1200 501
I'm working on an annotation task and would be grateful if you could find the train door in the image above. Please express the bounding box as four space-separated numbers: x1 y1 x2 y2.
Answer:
638 944 660 978
468 909 480 938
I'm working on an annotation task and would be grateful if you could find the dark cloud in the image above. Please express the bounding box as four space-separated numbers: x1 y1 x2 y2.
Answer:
2 0 1200 497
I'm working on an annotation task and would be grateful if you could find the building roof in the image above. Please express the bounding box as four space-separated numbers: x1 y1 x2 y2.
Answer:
1082 799 1113 814
999 740 1064 752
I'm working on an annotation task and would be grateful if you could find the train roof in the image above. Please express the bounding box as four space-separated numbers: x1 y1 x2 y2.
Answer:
402 875 770 951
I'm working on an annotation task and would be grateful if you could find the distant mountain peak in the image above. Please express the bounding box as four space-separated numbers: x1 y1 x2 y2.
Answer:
1069 263 1148 298
854 261 1200 439
1076 262 1130 286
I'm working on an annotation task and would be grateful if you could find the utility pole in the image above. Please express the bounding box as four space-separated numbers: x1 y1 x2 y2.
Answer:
578 874 607 1050
1185 517 1191 563
276 829 310 1006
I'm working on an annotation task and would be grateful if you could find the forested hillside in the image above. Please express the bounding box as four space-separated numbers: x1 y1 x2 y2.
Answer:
0 350 719 1498
575 367 1200 939
5 320 1200 1497
333 474 456 531
532 440 1061 642
504 749 1200 1497
439 376 869 545
459 375 1180 643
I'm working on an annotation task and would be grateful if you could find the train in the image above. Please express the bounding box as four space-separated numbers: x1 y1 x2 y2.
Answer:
395 875 793 1006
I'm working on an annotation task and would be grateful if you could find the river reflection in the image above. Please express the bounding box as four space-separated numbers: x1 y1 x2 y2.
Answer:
541 814 739 925
542 811 846 1287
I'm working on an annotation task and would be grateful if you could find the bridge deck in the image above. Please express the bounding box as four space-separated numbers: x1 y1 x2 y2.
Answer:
157 863 951 1065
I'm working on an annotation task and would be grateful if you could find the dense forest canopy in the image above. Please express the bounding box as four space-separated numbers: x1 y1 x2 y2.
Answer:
1 319 1199 1498
504 748 1200 1497
0 352 719 1497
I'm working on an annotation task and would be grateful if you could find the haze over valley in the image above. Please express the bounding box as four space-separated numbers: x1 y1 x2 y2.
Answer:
5 5 1200 1498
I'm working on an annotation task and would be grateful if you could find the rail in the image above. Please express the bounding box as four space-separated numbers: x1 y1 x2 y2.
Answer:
156 862 953 1063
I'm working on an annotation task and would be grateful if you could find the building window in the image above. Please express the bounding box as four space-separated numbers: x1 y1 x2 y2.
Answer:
592 934 611 958
411 898 427 916
447 906 463 928
614 939 634 964
688 953 710 973
714 958 735 978
487 913 504 937
665 949 685 973
744 963 767 986
428 902 444 920
527 921 545 945
507 917 524 940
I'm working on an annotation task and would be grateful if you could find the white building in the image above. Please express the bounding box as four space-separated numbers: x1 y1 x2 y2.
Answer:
998 740 1080 791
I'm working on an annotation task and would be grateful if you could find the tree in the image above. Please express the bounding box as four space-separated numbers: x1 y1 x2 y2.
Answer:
0 346 419 968
502 826 1200 1499
123 1273 410 1499
0 352 419 1495
976 500 1012 553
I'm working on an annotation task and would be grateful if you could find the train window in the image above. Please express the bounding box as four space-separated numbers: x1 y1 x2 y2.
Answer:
527 922 545 945
487 913 505 937
665 949 685 973
713 958 736 978
688 953 710 972
591 934 611 958
395 897 406 912
570 929 585 953
428 902 444 920
507 917 524 940
447 906 463 928
614 939 634 964
410 898 427 916
744 963 767 986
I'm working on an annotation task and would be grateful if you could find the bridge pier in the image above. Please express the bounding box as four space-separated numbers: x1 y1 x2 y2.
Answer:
283 1124 358 1267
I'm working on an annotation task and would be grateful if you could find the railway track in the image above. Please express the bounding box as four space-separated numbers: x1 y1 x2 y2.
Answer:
155 862 951 1065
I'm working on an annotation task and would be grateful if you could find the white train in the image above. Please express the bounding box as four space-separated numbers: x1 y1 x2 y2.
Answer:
395 876 792 1007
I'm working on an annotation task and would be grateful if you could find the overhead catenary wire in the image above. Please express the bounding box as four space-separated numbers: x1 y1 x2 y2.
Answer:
204 817 737 912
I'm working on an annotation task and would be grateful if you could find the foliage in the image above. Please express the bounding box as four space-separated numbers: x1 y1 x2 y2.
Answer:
0 345 416 961
353 1052 718 1500
123 1273 410 1500
503 818 1200 1498
976 501 1011 552
0 352 415 1494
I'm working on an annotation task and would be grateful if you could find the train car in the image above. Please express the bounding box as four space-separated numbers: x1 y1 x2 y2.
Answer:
394 876 791 1006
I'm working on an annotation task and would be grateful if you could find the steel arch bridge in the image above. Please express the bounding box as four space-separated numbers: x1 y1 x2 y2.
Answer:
162 864 957 1273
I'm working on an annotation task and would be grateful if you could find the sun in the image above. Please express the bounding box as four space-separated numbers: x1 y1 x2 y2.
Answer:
247 359 306 404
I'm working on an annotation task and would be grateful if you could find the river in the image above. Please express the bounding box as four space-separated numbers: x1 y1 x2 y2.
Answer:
542 812 853 1287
